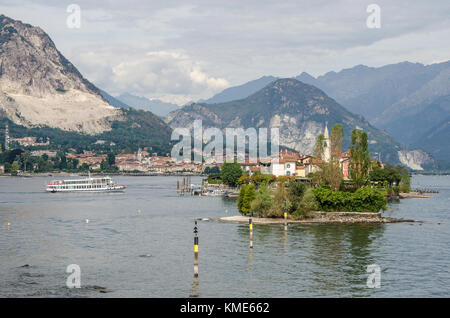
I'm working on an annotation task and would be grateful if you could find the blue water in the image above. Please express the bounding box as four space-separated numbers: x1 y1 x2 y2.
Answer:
0 175 449 297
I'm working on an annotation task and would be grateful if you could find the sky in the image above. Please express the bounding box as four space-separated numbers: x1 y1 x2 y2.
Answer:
1 0 449 105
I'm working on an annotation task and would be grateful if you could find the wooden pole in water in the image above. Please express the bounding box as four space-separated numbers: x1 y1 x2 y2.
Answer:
249 215 253 249
194 221 199 277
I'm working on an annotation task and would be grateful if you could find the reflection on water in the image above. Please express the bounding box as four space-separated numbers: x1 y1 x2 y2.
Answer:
189 276 200 298
0 175 449 297
237 222 385 297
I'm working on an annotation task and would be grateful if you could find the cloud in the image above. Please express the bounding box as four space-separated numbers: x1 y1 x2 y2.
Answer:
0 0 449 103
71 48 229 104
112 50 228 100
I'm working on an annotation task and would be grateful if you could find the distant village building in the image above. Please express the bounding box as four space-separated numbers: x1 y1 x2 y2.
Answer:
10 136 50 147
66 153 107 169
269 150 301 177
31 150 57 158
93 140 116 146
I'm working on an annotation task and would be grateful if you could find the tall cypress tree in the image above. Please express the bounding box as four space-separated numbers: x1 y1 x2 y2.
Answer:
349 129 371 189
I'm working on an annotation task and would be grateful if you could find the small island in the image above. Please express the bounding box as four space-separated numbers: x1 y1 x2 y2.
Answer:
216 125 420 224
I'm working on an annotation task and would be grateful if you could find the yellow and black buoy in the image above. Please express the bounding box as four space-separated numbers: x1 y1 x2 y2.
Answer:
249 216 253 249
194 221 199 277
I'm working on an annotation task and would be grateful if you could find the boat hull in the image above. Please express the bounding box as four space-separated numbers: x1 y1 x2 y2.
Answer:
46 175 125 193
46 187 126 193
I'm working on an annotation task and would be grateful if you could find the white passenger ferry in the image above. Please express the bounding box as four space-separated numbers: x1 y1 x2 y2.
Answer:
46 175 126 193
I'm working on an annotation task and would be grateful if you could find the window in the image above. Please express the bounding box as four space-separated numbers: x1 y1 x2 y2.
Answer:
286 171 291 176
286 163 290 168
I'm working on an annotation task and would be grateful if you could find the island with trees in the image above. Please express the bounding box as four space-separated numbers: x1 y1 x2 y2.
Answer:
219 126 417 224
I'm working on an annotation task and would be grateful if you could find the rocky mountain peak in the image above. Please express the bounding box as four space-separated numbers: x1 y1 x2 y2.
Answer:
0 15 120 134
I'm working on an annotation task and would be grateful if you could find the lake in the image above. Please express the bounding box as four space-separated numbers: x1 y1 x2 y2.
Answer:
0 175 449 297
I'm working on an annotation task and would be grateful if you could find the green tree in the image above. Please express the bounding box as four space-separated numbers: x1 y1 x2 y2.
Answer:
237 184 256 215
293 188 318 219
107 153 116 166
100 160 108 171
287 180 306 213
10 161 20 174
329 124 344 191
220 160 243 187
242 184 256 215
349 129 370 189
237 185 247 213
250 184 273 217
267 182 289 217
314 134 326 160
20 152 31 172
312 124 344 190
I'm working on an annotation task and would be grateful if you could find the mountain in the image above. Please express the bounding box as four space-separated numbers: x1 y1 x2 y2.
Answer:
0 14 122 134
0 15 172 152
167 78 432 168
99 89 131 109
295 62 450 138
294 62 450 162
204 76 278 104
199 61 450 163
412 117 450 164
116 93 179 117
386 95 450 148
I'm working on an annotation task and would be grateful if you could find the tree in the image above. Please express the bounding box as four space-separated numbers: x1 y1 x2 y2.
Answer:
267 182 290 217
314 134 326 160
107 153 116 166
220 160 242 187
20 152 31 172
237 185 247 213
369 165 404 188
242 184 256 215
10 161 20 174
287 180 306 213
250 184 273 217
204 166 220 175
293 188 318 219
312 124 344 191
329 124 344 191
349 129 370 189
237 184 256 215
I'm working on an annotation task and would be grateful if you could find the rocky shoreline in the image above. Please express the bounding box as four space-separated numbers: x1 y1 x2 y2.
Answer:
399 192 431 198
218 212 416 224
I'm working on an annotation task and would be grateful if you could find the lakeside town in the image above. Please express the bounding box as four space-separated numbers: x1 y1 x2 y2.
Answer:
0 122 357 179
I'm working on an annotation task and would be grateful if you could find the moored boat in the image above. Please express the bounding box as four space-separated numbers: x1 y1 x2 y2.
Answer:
46 175 125 193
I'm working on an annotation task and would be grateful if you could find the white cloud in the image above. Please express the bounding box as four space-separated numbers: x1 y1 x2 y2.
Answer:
110 50 228 101
0 0 449 103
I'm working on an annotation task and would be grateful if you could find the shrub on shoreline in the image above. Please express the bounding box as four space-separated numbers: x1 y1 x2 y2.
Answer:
292 188 317 219
312 186 386 212
250 184 273 217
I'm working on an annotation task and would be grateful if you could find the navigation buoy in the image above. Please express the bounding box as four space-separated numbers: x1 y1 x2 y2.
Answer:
137 209 141 213
85 219 89 224
7 221 11 227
